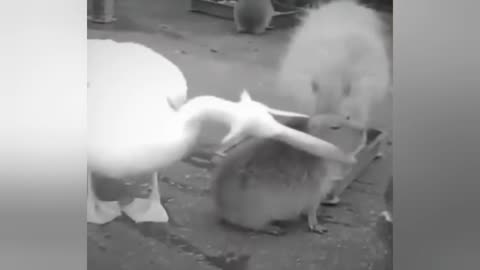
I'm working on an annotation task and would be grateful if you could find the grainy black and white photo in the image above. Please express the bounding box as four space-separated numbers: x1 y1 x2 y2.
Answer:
87 0 393 269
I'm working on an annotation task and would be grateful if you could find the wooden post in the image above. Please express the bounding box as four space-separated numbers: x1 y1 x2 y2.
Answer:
88 0 117 24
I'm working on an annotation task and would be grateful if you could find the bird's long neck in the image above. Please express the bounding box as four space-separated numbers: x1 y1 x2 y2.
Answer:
178 96 239 126
176 96 238 141
175 96 355 165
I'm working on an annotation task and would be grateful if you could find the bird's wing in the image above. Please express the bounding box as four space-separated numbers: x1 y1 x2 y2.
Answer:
88 39 187 166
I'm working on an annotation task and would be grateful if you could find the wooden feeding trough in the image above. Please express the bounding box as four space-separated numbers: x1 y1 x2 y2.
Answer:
329 128 387 198
189 0 305 29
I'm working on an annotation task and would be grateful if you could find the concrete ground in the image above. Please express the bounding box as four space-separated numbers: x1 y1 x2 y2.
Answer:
87 1 393 269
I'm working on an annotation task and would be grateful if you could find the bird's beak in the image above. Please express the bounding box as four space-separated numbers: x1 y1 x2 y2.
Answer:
219 108 305 151
266 107 310 118
240 89 309 118
217 89 312 156
274 125 357 164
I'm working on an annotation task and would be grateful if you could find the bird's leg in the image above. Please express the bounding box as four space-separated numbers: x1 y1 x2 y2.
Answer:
121 172 169 223
87 172 122 224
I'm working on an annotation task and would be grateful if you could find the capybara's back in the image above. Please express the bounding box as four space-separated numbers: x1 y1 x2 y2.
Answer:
213 118 321 231
212 114 364 235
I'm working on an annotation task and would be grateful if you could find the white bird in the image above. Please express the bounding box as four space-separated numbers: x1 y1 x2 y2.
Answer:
87 39 356 225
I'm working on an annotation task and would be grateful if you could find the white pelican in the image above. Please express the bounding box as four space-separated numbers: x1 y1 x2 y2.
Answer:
87 39 356 225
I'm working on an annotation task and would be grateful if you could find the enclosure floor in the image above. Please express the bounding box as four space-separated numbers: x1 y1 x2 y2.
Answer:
88 1 392 269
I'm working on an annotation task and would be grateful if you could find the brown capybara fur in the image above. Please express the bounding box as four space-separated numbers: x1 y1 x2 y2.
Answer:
212 114 363 235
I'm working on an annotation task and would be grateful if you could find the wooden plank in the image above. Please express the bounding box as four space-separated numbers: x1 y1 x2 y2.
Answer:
189 0 301 29
332 129 386 198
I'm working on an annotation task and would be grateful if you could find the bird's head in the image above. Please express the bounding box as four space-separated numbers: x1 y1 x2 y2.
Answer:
218 90 356 165
220 89 310 146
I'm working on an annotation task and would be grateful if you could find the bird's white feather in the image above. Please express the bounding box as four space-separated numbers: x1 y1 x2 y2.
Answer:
88 39 189 177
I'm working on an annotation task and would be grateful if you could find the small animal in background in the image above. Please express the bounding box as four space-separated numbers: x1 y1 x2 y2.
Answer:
234 0 274 34
212 113 364 235
277 0 391 152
